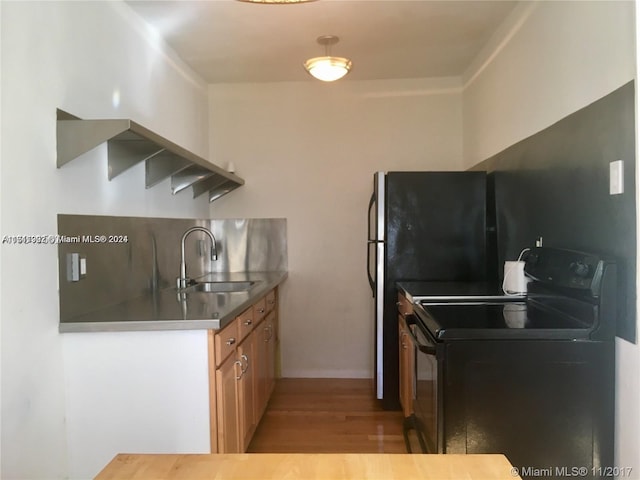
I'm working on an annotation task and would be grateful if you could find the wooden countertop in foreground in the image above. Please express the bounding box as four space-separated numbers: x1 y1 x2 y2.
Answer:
95 453 521 480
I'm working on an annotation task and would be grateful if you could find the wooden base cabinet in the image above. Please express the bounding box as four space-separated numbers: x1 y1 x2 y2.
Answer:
398 318 414 418
264 311 277 400
255 310 277 420
397 293 414 418
238 330 257 452
208 287 279 453
215 352 242 453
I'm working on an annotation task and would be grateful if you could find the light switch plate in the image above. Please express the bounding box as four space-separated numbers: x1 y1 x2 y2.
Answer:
66 253 87 282
610 160 624 195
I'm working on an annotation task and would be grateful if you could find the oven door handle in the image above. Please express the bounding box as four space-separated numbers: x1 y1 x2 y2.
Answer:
405 315 437 355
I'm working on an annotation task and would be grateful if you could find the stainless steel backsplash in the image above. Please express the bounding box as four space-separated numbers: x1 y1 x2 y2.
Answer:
57 214 287 321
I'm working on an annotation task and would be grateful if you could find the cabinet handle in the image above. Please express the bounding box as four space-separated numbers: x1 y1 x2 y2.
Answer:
241 354 249 373
244 319 252 326
234 360 243 380
268 299 276 305
258 308 265 314
226 337 236 346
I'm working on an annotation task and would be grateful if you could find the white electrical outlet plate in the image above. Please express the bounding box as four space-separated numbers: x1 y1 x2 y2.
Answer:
610 160 624 195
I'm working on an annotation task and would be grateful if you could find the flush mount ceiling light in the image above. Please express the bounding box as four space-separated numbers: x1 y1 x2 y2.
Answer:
237 0 316 3
304 35 352 82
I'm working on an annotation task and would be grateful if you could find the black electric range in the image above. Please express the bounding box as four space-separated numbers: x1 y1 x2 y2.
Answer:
399 247 615 342
397 247 617 479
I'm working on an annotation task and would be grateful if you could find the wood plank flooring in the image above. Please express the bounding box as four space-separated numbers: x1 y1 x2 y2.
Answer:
247 378 408 454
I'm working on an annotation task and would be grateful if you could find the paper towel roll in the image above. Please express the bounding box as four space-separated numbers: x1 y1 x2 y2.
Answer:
503 260 529 295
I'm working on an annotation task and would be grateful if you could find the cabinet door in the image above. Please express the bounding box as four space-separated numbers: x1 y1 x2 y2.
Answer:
264 311 277 399
398 293 414 417
254 311 277 422
238 331 257 452
399 317 414 417
216 354 242 453
255 319 268 420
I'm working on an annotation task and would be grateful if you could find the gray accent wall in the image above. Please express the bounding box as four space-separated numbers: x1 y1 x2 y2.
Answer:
473 82 636 342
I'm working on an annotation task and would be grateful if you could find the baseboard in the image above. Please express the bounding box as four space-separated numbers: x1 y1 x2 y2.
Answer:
280 368 372 379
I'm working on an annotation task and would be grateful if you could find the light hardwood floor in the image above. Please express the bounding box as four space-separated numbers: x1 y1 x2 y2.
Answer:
247 378 408 454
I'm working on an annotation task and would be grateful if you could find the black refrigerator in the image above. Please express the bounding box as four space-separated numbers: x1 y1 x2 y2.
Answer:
367 171 494 409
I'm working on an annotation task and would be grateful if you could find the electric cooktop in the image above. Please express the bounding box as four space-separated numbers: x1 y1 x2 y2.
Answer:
397 281 525 303
414 300 596 340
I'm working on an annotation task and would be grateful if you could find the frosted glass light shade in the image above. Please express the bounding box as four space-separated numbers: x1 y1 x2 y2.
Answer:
303 56 352 82
238 0 316 3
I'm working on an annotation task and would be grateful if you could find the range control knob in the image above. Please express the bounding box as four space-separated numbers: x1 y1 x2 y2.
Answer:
570 261 590 278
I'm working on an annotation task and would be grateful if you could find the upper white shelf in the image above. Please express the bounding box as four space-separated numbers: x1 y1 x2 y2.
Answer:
56 109 244 203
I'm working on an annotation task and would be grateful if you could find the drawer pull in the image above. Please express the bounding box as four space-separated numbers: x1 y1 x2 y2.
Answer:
258 308 265 314
244 319 253 326
226 337 236 346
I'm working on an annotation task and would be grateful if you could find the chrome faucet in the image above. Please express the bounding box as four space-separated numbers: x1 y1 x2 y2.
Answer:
177 226 217 290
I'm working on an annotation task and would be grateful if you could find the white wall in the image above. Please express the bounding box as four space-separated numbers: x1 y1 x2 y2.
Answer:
1 2 212 479
463 1 635 167
208 78 464 377
462 0 639 475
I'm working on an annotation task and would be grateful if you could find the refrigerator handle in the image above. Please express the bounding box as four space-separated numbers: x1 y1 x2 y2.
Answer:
367 240 375 295
367 191 376 295
367 192 375 240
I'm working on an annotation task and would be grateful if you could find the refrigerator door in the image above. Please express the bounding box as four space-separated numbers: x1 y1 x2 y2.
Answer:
385 171 487 282
379 171 489 409
368 172 386 399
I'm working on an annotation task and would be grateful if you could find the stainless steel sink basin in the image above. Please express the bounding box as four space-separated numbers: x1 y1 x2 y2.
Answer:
186 281 256 293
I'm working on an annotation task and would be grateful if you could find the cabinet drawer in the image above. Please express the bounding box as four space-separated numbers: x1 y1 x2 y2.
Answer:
265 289 277 313
215 319 239 367
254 296 267 323
397 292 414 318
237 307 255 342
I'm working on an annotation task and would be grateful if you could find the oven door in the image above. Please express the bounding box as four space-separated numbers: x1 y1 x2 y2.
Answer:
406 315 442 453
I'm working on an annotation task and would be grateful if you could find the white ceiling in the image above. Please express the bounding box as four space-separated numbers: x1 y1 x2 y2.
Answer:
126 0 520 84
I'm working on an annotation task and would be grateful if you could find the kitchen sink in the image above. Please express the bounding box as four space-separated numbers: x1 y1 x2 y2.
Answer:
185 281 256 293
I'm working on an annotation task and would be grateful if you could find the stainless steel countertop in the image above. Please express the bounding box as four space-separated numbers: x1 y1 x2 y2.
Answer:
59 271 287 333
